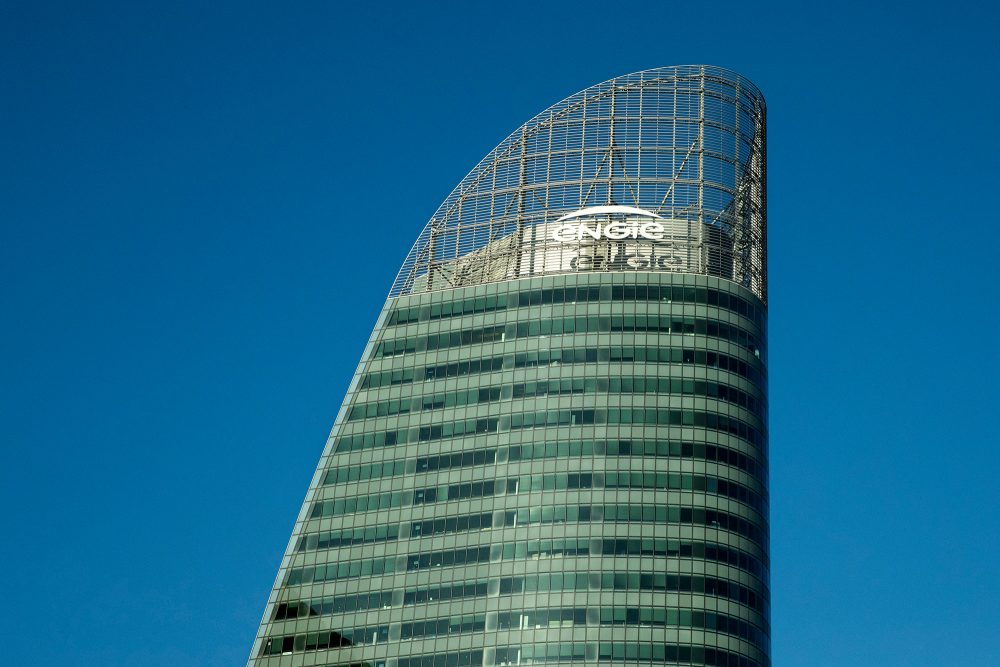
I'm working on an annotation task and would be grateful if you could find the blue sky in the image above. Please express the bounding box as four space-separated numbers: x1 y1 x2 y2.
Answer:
2 1 998 664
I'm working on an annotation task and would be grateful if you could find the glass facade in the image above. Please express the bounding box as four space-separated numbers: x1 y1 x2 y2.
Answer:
249 66 768 667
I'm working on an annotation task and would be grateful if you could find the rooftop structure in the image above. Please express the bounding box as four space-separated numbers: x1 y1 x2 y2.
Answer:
392 65 766 303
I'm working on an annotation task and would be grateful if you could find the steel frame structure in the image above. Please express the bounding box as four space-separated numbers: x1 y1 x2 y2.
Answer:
389 65 767 303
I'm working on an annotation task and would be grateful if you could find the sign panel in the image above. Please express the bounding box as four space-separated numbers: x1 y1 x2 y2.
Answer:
519 207 704 277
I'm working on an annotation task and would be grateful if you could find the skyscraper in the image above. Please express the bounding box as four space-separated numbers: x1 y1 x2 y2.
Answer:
249 65 768 667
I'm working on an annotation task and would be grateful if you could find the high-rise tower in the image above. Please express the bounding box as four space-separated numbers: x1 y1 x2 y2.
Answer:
249 65 768 667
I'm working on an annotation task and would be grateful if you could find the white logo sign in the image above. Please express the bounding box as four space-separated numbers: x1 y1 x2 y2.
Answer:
550 205 666 243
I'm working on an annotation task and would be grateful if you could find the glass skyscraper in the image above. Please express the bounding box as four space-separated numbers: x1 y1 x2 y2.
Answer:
249 65 768 667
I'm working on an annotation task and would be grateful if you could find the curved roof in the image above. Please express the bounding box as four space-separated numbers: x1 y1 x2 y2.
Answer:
390 65 768 303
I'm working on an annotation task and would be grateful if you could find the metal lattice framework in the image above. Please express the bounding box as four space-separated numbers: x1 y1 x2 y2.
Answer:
389 65 767 303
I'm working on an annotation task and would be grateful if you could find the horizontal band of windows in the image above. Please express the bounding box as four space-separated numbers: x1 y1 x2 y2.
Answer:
295 509 767 583
256 635 769 666
285 535 766 590
347 387 499 421
404 580 488 606
598 537 767 581
361 345 765 392
296 512 766 586
305 503 764 549
497 504 767 552
598 642 764 667
286 539 590 586
506 501 649 529
497 536 768 583
319 438 765 494
273 590 394 621
274 566 766 624
296 524 399 552
420 478 495 503
509 409 764 447
501 534 660 566
501 570 768 616
599 607 767 652
322 459 406 485
348 376 763 422
395 607 765 652
498 474 766 518
362 357 502 388
285 545 494 586
454 528 756 571
513 471 765 515
495 606 767 653
410 512 493 538
399 649 482 667
405 546 492 572
511 439 766 484
274 581 488 622
310 479 505 519
415 448 497 473
334 418 493 454
298 512 493 555
309 490 406 518
497 644 587 664
387 283 765 330
376 315 763 360
308 471 763 522
260 624 388 656
334 408 765 455
265 629 766 663
514 377 762 412
322 448 497 486
286 556 396 585
495 643 764 667
402 613 485 639
606 504 766 547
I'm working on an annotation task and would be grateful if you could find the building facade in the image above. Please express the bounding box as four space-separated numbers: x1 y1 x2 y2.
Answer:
249 65 768 667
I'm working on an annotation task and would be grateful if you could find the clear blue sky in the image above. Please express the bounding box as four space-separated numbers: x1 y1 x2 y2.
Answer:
2 1 998 664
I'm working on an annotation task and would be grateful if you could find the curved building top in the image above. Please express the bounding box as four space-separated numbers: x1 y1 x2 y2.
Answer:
390 65 767 304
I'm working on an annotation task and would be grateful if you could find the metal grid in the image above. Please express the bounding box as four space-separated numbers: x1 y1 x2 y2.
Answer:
389 65 767 304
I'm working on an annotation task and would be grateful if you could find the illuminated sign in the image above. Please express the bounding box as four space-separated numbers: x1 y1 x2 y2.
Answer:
550 205 666 243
